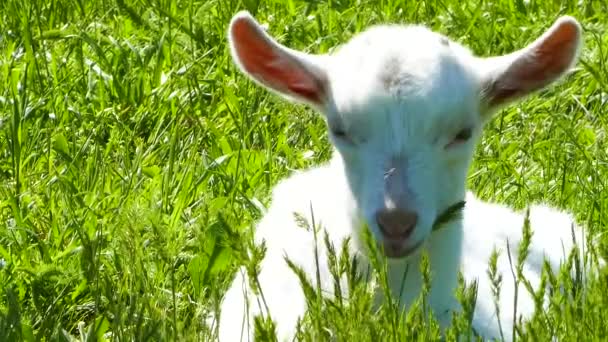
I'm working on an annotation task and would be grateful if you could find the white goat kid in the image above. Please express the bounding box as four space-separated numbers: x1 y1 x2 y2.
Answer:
218 11 584 341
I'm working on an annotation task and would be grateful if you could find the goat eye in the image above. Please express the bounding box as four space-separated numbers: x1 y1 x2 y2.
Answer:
454 128 472 141
330 128 357 145
331 129 348 139
445 127 472 148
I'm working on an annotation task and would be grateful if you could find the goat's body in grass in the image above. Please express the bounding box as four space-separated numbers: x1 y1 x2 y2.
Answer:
217 155 587 341
216 11 598 342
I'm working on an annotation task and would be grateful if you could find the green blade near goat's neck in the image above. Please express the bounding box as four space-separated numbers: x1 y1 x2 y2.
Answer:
432 201 466 232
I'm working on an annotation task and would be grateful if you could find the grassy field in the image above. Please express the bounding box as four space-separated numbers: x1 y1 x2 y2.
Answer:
1 0 608 340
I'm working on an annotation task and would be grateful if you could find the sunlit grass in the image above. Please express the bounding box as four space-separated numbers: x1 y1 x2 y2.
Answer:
0 0 607 340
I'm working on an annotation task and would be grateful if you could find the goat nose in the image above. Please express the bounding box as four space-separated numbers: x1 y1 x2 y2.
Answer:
376 208 418 239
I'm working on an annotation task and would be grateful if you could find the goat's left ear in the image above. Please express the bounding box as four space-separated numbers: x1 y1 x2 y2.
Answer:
479 16 582 113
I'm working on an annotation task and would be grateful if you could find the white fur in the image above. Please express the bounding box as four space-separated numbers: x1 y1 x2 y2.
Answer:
215 12 592 341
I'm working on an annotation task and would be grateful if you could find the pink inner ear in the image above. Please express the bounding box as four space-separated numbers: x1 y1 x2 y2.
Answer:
487 19 580 106
231 18 325 104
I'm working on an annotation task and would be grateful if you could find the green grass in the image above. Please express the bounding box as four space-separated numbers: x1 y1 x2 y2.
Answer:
1 0 607 340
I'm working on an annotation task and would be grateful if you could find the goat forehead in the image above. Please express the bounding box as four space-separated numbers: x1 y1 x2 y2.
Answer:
331 25 471 77
329 24 478 114
328 29 478 140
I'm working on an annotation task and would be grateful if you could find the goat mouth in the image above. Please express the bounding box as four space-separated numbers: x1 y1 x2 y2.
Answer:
381 201 466 259
383 239 424 259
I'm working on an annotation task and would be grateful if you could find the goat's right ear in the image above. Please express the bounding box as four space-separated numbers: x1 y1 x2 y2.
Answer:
228 11 329 108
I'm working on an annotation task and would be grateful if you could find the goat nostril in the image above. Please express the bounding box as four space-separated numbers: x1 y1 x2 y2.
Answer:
376 209 418 239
